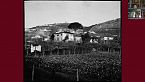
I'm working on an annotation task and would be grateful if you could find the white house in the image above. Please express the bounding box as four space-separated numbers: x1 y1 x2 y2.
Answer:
103 37 114 40
31 35 41 39
90 39 98 43
44 36 50 41
54 32 74 42
74 36 82 43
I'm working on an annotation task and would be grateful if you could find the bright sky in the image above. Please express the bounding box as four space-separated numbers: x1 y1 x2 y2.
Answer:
25 1 120 28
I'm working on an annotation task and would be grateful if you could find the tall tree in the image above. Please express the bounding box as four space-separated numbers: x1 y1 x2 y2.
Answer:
81 32 91 43
68 22 83 31
50 34 55 41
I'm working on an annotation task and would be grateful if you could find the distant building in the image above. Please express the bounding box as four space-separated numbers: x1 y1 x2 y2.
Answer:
31 35 41 39
102 37 114 40
74 34 82 43
57 28 75 33
44 36 50 41
53 27 83 43
90 37 99 43
100 36 114 44
54 31 74 42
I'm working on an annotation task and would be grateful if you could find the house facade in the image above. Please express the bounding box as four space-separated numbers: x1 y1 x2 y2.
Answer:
54 32 74 42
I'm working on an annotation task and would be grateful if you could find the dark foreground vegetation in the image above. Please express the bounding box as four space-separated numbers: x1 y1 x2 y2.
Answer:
25 52 121 82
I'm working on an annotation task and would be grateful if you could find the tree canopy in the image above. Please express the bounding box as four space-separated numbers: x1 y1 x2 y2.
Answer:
68 22 83 30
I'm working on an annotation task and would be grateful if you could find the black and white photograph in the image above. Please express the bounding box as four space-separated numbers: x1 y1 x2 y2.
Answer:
24 1 121 82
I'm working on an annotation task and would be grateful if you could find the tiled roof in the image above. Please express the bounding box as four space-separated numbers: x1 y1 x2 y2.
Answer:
54 31 74 34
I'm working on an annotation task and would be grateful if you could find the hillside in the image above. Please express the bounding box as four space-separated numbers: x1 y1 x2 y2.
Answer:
25 18 121 38
30 23 70 33
89 18 121 36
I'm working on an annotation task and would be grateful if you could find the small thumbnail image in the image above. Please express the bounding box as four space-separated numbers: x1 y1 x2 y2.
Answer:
128 0 145 19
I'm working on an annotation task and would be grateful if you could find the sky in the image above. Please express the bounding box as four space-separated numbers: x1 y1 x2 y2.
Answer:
25 1 120 28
